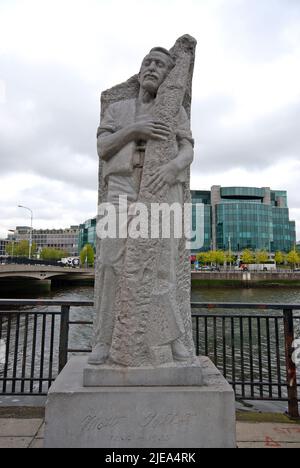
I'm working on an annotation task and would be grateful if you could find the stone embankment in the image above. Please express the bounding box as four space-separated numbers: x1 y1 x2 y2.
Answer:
192 271 300 287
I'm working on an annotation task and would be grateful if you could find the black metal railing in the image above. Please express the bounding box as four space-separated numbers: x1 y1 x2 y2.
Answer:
0 300 93 396
0 300 299 418
191 303 300 419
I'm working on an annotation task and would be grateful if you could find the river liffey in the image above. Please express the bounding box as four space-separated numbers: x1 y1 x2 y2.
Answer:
2 281 300 304
0 283 299 413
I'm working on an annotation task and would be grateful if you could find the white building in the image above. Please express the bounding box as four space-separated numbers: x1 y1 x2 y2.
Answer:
7 226 79 257
0 239 8 256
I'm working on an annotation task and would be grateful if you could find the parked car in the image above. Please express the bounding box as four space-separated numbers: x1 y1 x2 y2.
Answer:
238 262 276 272
197 265 221 272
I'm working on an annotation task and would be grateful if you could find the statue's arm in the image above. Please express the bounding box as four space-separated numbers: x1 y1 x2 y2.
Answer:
171 138 194 174
96 104 134 161
170 106 194 175
146 108 194 193
97 127 136 162
97 103 170 162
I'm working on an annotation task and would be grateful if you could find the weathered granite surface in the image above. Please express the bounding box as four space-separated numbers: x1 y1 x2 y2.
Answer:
44 357 236 448
83 359 203 387
44 36 237 450
91 35 197 367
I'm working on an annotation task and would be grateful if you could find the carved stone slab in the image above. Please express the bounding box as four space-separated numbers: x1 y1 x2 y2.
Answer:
83 360 203 387
44 357 236 448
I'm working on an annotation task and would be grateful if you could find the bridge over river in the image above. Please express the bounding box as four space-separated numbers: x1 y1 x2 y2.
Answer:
1 265 300 286
0 264 95 282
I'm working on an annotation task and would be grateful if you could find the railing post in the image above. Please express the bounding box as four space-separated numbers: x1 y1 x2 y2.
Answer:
59 305 70 373
283 309 299 419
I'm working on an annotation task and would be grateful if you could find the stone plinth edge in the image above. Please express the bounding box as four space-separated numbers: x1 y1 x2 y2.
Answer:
83 359 203 387
44 357 236 448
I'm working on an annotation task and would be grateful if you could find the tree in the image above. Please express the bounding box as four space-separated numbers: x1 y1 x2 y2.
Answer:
255 250 269 264
241 249 255 264
6 240 37 257
274 251 284 265
286 249 300 269
18 240 37 257
204 251 215 265
80 244 95 268
196 251 214 265
40 248 69 261
213 250 226 266
225 251 235 266
196 250 236 266
196 253 207 264
5 242 15 256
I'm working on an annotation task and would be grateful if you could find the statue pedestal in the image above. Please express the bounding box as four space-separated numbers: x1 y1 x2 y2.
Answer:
83 359 204 387
44 357 236 448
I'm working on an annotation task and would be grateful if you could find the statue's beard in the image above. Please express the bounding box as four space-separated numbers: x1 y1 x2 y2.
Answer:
141 79 160 96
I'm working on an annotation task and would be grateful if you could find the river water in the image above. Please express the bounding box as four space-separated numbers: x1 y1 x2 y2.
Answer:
2 281 300 302
0 283 299 413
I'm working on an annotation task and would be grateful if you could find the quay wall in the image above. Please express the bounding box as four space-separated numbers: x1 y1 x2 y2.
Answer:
191 272 300 288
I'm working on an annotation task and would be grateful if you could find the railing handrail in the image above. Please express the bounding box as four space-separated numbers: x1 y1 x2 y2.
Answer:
191 302 300 310
0 299 299 417
0 299 94 307
0 299 300 309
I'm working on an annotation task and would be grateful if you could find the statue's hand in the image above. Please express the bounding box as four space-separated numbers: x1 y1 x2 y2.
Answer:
131 117 170 141
147 162 178 193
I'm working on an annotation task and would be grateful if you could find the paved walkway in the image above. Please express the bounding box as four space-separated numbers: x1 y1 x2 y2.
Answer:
0 419 44 448
0 419 300 448
237 422 300 448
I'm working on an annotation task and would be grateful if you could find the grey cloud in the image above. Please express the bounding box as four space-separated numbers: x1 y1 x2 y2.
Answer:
192 98 300 173
283 180 300 210
2 57 299 185
0 176 97 232
218 0 300 62
0 1 299 238
19 180 97 215
0 57 99 189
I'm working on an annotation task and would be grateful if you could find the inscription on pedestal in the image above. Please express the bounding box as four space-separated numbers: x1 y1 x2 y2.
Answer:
45 357 236 448
81 411 197 444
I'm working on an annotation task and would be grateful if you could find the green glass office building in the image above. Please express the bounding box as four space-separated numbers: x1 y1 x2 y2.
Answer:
191 190 212 252
192 186 296 253
78 218 97 253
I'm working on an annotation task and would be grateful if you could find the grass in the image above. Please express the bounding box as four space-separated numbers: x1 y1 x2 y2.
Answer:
236 411 300 424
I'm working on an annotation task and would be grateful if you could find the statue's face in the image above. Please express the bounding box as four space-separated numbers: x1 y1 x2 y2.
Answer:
139 51 171 94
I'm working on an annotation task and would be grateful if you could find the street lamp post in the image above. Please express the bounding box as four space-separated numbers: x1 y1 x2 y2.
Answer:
228 235 232 269
18 205 33 260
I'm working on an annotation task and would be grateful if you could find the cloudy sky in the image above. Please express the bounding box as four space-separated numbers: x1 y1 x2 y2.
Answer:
0 0 300 239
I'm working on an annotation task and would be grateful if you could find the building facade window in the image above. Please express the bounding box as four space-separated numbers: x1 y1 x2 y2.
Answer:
7 226 79 256
192 186 296 253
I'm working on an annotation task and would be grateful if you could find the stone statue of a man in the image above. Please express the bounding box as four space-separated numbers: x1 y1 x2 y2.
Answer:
90 36 196 367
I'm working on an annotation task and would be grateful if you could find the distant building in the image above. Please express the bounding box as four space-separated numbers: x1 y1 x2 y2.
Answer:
7 226 79 256
191 190 212 252
78 218 97 253
75 186 296 256
191 186 296 253
0 239 8 256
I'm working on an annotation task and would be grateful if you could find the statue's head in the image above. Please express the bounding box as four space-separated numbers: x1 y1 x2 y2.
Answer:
139 47 175 94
